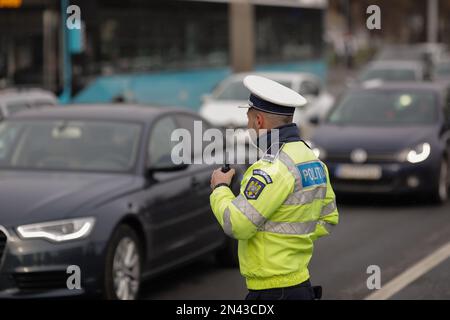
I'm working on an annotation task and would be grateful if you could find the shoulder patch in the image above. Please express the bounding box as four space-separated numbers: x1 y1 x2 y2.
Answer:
296 161 327 188
252 169 273 184
244 177 266 200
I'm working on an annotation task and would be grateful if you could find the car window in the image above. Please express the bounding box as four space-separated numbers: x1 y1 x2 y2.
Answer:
299 80 320 97
148 116 178 169
328 90 438 125
445 89 450 121
436 63 450 76
5 102 29 115
359 68 418 82
175 114 215 162
0 122 18 160
0 120 142 172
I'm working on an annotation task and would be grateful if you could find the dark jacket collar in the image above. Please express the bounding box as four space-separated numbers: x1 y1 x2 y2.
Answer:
256 123 302 154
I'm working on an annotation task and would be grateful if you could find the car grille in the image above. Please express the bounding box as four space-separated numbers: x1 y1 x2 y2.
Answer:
13 271 69 291
0 229 6 266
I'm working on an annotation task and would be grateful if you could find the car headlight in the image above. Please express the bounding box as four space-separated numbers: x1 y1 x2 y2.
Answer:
400 143 431 164
17 217 95 242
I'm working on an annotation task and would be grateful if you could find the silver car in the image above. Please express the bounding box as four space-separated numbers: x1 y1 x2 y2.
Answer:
0 89 57 121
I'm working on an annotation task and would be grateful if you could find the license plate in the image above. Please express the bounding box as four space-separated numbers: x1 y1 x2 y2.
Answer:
335 164 382 180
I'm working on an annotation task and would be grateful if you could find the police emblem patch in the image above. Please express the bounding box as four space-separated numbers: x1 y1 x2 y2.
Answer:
252 169 273 184
244 177 266 200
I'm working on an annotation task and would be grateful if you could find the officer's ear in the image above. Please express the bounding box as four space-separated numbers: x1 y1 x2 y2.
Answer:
255 112 265 129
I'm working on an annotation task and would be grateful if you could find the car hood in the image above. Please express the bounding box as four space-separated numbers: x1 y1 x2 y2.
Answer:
0 171 145 228
311 124 437 153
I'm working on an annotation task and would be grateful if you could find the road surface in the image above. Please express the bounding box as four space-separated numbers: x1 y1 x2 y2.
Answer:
141 195 450 300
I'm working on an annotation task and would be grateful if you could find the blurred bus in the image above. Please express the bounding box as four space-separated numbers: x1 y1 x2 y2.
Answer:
0 0 327 110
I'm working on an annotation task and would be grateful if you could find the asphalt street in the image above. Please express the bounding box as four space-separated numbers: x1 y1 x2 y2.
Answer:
141 195 450 300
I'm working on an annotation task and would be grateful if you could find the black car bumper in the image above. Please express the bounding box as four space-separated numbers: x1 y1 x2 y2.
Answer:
326 160 439 194
0 228 105 298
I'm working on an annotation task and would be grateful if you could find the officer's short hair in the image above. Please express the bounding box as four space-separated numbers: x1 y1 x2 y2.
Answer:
264 111 293 125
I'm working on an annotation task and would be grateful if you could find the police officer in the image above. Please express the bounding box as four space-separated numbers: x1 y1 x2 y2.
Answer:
209 75 339 300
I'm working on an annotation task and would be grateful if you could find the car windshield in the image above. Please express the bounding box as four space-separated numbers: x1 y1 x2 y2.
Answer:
0 120 142 172
378 48 425 61
359 68 418 81
436 63 450 76
214 79 293 100
327 90 438 125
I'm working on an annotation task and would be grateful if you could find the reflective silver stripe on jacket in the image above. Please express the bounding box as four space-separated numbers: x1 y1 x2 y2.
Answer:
278 151 302 192
318 221 335 233
232 195 266 228
284 186 327 205
321 200 337 217
223 208 234 237
224 195 318 236
278 151 328 206
261 220 317 235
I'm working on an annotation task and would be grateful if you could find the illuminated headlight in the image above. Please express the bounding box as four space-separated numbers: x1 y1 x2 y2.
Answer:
17 217 95 242
400 143 431 164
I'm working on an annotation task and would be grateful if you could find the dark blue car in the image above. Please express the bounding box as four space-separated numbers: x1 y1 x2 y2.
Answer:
308 82 450 203
0 105 240 299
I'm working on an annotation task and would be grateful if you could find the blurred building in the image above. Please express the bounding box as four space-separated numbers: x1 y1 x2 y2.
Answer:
326 0 450 67
0 0 328 107
2 0 449 107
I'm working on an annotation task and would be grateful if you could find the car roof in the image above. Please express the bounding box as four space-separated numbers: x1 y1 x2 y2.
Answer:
8 104 191 122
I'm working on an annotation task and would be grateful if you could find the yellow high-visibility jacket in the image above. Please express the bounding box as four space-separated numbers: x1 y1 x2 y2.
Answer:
210 138 339 290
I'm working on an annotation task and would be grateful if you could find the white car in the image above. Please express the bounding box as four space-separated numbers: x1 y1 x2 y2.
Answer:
199 72 335 138
0 88 57 121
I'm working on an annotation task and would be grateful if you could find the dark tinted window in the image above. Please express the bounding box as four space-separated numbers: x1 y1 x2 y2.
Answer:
148 116 178 168
445 89 450 121
175 114 210 159
359 69 418 82
0 120 142 172
328 90 438 125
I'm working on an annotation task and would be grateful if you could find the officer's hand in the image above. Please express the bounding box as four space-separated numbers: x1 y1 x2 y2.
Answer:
210 168 235 190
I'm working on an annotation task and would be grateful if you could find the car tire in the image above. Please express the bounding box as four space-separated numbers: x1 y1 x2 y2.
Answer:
104 224 143 300
215 237 239 268
430 158 449 204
